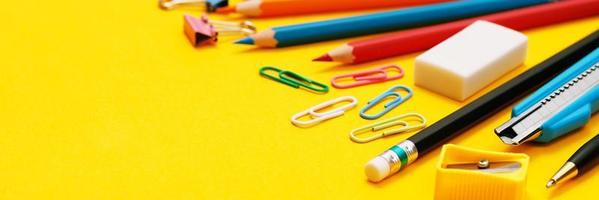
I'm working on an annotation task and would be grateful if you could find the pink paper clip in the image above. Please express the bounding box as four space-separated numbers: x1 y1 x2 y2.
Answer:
331 65 404 89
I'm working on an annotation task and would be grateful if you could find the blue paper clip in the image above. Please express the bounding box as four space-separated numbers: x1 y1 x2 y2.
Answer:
360 85 413 120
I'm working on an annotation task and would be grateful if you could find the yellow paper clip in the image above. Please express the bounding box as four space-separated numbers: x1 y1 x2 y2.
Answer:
350 113 426 143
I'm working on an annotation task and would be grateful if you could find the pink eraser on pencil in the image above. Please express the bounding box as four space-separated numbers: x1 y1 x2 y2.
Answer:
414 20 527 101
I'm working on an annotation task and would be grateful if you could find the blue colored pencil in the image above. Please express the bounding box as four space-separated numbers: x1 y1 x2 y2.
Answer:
235 0 550 48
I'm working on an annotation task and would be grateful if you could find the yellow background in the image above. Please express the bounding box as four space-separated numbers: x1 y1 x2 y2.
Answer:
1 0 599 199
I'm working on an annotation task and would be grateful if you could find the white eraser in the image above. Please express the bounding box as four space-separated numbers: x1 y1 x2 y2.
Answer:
415 20 527 101
364 156 390 182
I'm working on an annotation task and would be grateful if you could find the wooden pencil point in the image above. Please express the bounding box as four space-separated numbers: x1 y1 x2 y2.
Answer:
313 54 332 62
235 37 255 45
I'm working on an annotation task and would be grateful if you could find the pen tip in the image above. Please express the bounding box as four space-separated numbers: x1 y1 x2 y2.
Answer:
313 54 332 62
546 180 555 188
235 37 254 45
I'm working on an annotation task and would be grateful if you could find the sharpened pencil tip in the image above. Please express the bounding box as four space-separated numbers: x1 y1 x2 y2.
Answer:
546 180 555 188
313 54 332 62
235 37 254 45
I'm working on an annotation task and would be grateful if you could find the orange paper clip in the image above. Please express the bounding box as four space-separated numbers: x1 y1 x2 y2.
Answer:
331 65 404 89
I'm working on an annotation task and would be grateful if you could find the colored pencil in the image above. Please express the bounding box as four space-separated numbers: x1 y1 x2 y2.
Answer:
315 0 599 64
217 0 452 18
235 0 550 48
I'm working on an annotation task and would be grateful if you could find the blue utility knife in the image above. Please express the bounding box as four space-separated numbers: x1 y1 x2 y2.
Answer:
495 47 599 145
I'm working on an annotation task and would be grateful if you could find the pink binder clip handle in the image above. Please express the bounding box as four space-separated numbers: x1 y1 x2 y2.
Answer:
331 65 404 89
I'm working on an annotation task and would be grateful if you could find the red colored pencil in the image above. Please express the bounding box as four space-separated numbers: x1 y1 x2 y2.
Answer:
314 0 599 64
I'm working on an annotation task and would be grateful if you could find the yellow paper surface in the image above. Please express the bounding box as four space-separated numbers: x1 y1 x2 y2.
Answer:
1 0 598 199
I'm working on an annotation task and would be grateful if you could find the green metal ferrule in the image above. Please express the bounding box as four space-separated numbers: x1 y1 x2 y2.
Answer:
390 145 408 169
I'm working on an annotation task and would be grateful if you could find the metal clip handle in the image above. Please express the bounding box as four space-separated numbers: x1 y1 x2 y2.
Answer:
159 0 228 12
159 0 205 10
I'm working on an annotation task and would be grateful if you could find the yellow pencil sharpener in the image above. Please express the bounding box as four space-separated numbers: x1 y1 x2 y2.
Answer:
435 144 529 200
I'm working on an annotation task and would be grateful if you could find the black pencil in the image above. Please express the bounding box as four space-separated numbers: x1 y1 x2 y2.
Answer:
364 29 599 182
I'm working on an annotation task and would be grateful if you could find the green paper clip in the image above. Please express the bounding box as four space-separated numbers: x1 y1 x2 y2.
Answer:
259 66 329 93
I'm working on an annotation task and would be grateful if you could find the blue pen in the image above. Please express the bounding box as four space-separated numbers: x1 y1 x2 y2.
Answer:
236 0 550 47
495 47 599 145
